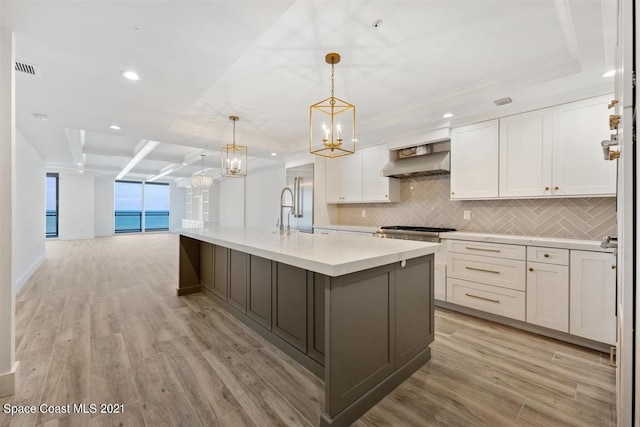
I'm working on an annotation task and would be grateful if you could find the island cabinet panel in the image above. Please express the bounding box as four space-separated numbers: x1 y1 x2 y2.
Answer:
200 242 214 292
395 256 434 367
178 235 202 295
228 249 249 314
247 255 272 330
308 273 326 365
327 265 396 416
273 263 308 353
212 246 229 301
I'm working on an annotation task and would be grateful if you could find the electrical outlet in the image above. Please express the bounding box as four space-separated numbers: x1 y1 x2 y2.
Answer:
361 209 366 218
463 210 471 220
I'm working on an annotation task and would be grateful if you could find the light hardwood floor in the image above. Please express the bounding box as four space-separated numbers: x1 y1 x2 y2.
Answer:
0 234 616 426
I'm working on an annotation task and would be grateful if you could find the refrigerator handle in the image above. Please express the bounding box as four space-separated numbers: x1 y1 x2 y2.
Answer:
294 177 302 217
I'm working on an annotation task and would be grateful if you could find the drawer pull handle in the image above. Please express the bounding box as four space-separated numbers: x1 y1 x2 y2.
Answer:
465 266 500 274
465 293 500 303
543 253 550 258
465 246 501 253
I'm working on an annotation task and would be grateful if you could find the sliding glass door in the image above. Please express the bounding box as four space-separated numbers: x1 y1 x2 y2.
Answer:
114 181 143 233
144 182 170 231
114 180 170 233
45 173 58 237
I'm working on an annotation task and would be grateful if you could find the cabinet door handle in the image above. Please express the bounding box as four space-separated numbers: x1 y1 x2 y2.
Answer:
554 186 559 190
465 246 500 253
543 253 550 258
465 266 500 274
529 267 534 272
545 186 550 191
465 293 500 303
612 265 616 270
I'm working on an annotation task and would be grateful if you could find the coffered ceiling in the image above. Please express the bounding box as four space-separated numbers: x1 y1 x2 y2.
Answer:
1 0 616 183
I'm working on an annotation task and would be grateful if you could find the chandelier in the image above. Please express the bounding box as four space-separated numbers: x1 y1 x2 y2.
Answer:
310 52 356 158
191 154 213 188
221 115 247 177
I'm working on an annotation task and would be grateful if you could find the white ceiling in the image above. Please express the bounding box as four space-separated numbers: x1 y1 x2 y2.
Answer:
1 0 616 183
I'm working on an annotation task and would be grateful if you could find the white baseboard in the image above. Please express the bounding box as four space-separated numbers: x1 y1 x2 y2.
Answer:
0 361 19 398
14 252 45 294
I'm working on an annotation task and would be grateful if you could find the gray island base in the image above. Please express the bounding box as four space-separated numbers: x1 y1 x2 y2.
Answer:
177 229 438 426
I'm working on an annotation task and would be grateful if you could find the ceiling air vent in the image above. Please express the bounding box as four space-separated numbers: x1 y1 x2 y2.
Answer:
14 61 39 76
494 97 512 106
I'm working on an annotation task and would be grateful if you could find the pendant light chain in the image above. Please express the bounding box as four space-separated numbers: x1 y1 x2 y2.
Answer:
330 62 335 106
232 118 236 148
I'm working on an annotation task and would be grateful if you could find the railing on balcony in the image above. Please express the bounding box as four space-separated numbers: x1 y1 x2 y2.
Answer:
144 211 170 231
46 210 58 238
115 211 142 233
114 210 169 233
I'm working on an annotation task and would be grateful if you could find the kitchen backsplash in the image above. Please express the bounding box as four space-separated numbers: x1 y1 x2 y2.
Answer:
337 176 616 240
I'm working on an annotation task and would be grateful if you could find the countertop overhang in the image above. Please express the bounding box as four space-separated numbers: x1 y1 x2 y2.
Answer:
179 227 441 277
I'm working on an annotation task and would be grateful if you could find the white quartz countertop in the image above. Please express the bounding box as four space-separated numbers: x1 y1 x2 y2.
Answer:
313 224 379 233
440 231 612 252
180 227 440 277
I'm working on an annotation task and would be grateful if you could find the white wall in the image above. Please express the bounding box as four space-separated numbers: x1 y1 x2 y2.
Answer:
246 167 285 227
170 183 186 231
94 176 114 237
58 173 95 240
218 177 245 227
13 130 45 293
0 26 16 397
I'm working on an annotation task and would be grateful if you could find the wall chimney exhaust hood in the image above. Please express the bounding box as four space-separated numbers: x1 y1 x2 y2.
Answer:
382 129 451 178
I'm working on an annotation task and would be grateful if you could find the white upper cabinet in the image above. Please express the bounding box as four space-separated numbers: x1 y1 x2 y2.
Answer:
363 145 399 202
325 145 399 204
450 119 499 200
551 95 616 196
452 94 616 200
325 151 362 203
499 108 553 197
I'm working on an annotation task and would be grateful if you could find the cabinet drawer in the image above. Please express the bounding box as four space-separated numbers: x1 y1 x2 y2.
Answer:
447 253 526 291
448 240 525 260
446 278 525 321
527 246 569 265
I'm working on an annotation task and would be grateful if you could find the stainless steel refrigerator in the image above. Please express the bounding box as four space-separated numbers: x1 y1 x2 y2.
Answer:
285 163 314 233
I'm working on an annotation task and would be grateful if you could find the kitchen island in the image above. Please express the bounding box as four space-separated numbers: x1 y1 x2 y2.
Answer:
177 227 440 427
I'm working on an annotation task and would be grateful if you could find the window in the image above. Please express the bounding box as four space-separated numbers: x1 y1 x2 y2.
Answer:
45 173 58 238
114 180 169 233
144 182 170 231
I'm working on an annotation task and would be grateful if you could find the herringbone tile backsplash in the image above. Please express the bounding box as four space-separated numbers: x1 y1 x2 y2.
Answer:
337 176 616 240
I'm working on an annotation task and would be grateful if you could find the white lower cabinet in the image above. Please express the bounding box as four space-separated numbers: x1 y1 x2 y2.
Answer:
434 263 446 300
569 250 616 345
526 261 569 332
445 239 616 346
447 278 525 321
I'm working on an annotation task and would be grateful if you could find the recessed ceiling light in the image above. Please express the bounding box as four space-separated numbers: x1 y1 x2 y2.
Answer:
352 138 358 142
109 124 121 130
443 113 454 118
270 152 277 156
32 113 49 121
76 162 82 166
602 69 616 78
122 70 140 81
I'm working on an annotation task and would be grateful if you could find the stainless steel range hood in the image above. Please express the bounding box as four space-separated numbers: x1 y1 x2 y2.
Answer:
382 138 451 179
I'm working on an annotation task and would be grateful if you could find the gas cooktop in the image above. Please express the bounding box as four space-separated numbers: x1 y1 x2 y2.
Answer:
379 226 456 233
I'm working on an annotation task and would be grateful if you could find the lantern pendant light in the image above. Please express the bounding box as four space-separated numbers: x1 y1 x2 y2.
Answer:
221 115 247 177
309 52 356 158
191 154 213 188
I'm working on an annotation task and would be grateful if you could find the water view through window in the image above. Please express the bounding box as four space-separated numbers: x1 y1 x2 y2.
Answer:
46 173 58 237
114 181 169 233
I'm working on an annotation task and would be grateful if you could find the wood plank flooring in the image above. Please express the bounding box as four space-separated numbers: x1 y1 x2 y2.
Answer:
0 234 616 426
